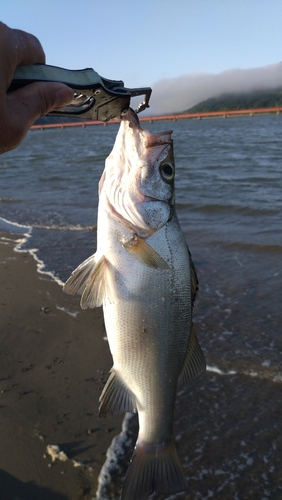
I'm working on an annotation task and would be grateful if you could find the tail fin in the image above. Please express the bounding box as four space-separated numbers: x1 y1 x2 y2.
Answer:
121 439 187 500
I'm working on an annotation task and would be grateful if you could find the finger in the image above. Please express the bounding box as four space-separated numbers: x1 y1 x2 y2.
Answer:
13 28 46 66
2 82 73 152
0 22 46 87
12 80 74 115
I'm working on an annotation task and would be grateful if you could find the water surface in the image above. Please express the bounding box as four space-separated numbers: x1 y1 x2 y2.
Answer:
1 114 281 498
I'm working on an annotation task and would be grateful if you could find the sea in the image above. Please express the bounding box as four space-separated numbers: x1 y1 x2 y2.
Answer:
0 114 281 499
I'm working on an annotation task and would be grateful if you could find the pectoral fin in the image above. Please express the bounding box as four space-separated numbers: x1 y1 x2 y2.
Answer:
63 254 97 296
63 254 108 309
178 324 206 385
122 234 170 270
80 256 110 309
99 369 137 417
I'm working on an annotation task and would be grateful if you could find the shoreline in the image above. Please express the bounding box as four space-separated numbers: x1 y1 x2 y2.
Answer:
0 230 123 500
0 218 65 287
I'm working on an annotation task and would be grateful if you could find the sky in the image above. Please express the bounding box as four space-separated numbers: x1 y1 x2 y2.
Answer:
2 0 282 114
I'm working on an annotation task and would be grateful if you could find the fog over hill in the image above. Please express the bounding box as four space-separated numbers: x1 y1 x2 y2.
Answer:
147 63 282 115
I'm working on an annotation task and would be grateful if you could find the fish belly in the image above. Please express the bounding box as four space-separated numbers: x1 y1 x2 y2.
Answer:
102 213 192 444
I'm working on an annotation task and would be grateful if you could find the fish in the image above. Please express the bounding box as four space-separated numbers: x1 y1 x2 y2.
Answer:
63 108 206 499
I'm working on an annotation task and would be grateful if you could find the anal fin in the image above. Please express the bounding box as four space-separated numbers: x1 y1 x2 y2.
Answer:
99 370 137 417
178 323 206 386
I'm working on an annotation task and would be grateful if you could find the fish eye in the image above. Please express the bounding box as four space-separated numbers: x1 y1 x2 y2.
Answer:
160 162 174 182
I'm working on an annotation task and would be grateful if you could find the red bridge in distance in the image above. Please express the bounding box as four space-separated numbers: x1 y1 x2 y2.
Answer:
31 107 282 130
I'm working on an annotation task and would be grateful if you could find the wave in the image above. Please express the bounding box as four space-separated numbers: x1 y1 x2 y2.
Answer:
207 365 237 376
17 245 65 287
211 240 282 254
0 216 96 233
0 216 31 233
199 203 278 216
33 223 97 231
0 216 63 286
175 202 279 220
207 364 282 383
96 413 137 500
177 202 278 217
0 197 23 203
56 306 80 318
175 202 194 210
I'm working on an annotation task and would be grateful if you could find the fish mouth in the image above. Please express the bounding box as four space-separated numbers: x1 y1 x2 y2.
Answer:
121 108 141 129
122 108 173 159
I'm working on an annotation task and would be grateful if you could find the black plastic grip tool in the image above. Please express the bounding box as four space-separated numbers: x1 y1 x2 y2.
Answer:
10 64 152 122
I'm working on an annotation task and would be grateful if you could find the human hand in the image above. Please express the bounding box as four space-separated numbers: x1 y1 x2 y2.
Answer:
0 21 73 154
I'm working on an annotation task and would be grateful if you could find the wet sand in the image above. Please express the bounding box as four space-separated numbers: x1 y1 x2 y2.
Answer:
0 231 123 500
1 231 282 500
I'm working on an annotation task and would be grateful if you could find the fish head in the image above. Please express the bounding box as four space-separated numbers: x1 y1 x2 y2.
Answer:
101 109 175 235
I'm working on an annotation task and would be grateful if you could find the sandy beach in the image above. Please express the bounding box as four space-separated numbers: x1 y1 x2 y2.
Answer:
0 231 124 500
1 229 282 500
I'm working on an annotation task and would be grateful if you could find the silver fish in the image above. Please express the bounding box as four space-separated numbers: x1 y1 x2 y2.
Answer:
63 109 206 499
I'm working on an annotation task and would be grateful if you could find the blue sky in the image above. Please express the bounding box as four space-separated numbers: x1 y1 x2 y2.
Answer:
2 0 282 113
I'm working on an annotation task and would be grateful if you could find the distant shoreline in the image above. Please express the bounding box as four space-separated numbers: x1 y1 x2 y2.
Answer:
31 106 282 130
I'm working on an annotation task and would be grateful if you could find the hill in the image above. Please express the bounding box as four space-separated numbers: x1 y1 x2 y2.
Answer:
185 88 282 113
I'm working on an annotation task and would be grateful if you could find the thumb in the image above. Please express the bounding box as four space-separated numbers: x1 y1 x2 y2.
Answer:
4 82 73 151
9 81 74 121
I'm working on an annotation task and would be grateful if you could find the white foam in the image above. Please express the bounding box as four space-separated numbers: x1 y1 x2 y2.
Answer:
16 244 64 286
46 445 68 462
0 216 31 232
0 216 65 286
33 222 96 231
207 363 282 384
56 306 80 318
45 444 86 469
96 413 138 500
206 365 237 376
72 459 84 468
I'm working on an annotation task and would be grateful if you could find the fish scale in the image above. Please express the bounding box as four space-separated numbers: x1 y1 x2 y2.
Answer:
63 108 206 499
